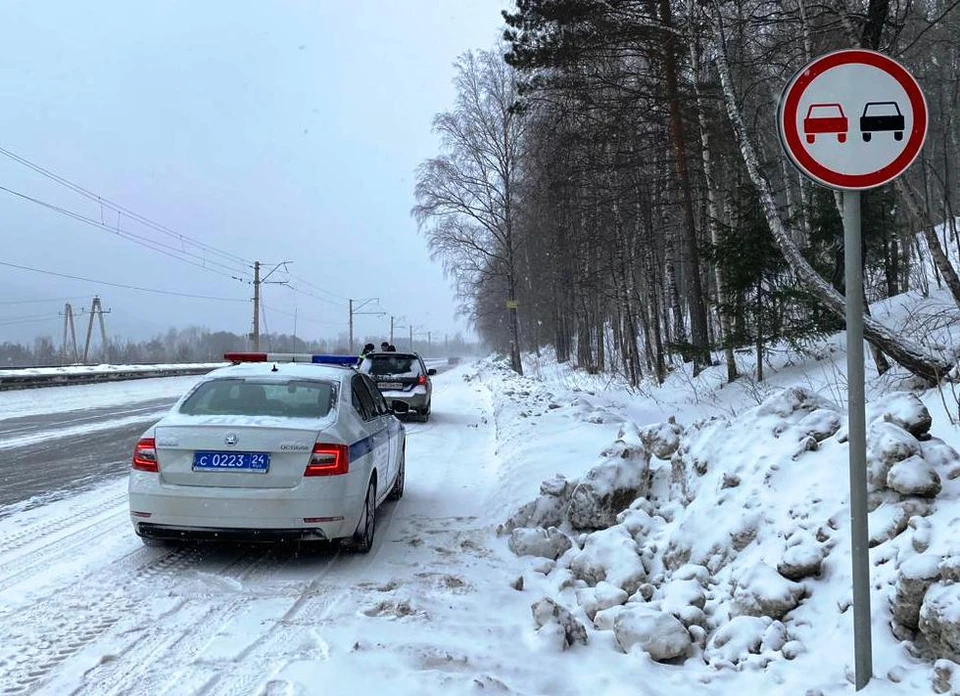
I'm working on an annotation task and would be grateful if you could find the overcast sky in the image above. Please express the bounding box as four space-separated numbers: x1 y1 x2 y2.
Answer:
0 1 508 350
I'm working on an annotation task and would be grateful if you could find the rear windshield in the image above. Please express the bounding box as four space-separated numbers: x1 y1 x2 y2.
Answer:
362 355 420 377
178 378 336 418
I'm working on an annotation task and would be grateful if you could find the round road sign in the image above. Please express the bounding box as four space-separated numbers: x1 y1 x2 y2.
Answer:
778 49 927 190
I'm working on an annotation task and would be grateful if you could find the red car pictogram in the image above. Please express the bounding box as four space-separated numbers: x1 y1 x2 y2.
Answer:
803 103 848 144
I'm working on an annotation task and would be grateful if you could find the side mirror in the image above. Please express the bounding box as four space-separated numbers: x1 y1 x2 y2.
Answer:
390 401 410 414
427 368 437 376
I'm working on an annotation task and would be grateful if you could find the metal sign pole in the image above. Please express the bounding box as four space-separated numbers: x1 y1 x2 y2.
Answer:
843 189 873 689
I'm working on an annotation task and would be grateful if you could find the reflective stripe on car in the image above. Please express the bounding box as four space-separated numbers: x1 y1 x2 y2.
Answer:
348 427 398 460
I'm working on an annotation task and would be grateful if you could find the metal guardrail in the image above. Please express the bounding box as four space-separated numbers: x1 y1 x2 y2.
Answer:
0 365 221 391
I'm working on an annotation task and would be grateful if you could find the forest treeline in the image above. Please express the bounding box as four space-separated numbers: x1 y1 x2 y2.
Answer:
0 328 475 368
413 0 960 385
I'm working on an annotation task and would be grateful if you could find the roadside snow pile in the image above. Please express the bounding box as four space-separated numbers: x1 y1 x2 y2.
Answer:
502 383 960 690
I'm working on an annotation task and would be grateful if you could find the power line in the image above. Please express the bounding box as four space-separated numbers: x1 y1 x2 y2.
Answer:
0 260 250 303
0 296 88 305
0 184 250 281
0 313 61 327
286 272 348 302
261 303 342 326
0 144 253 270
0 146 368 306
0 145 360 305
282 282 343 308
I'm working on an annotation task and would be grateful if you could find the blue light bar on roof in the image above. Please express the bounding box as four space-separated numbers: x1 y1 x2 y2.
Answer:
224 352 359 366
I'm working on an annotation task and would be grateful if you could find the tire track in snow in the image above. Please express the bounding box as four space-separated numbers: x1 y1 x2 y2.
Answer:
66 547 325 696
0 492 127 559
197 556 348 696
195 503 403 696
0 511 128 599
0 544 216 696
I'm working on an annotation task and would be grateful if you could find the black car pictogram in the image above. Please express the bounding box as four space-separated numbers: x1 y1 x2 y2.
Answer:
860 101 904 142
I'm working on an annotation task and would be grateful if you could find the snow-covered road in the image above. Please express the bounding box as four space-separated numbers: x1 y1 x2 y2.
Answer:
0 363 614 696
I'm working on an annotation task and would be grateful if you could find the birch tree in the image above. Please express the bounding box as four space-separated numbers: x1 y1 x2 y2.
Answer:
709 2 953 384
413 49 526 374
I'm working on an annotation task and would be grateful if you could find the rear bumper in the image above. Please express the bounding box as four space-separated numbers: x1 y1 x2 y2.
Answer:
134 523 332 543
382 387 429 411
129 471 364 541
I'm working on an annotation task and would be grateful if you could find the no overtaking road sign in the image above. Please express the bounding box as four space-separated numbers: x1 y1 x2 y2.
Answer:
779 49 929 691
778 49 927 190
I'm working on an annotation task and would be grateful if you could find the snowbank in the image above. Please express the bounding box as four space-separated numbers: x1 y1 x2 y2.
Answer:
494 355 960 694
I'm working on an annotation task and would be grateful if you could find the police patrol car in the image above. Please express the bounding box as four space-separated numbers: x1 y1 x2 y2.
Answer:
128 352 407 551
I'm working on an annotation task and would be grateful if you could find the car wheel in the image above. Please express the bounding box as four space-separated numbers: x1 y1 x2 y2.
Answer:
863 132 872 142
388 447 405 501
420 407 430 423
806 134 815 144
352 479 377 553
837 133 846 143
895 131 903 141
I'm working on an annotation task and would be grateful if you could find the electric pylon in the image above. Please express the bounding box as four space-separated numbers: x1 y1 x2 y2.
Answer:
60 303 78 364
82 296 110 363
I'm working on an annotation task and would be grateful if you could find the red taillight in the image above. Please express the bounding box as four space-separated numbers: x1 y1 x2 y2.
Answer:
305 443 349 477
224 352 267 363
417 374 427 386
133 438 159 472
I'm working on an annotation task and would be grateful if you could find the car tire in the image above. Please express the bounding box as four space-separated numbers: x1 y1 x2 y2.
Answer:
420 407 430 423
863 132 872 142
351 479 377 553
388 447 405 501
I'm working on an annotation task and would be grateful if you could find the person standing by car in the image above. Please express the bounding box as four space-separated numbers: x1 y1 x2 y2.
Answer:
380 341 390 352
359 343 376 363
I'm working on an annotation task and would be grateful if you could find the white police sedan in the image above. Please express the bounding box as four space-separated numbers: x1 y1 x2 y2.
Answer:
128 352 407 551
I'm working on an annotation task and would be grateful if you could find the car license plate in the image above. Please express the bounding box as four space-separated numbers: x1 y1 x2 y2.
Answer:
379 382 403 390
193 451 271 473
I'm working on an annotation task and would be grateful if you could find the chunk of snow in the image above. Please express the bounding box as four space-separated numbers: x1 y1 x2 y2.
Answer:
613 604 691 661
869 391 932 437
704 615 774 667
920 583 960 662
777 533 824 581
508 527 573 560
576 580 629 621
730 563 804 620
867 421 922 491
569 525 647 594
890 553 942 630
639 419 683 460
794 409 842 442
887 455 942 498
567 438 650 530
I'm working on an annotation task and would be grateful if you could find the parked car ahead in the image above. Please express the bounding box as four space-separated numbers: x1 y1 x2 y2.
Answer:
359 351 436 421
128 353 408 551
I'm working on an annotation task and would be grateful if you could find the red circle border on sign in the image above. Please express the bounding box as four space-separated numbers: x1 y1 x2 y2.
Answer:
778 49 927 190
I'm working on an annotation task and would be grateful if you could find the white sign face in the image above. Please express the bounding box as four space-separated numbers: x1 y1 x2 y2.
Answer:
778 50 927 190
